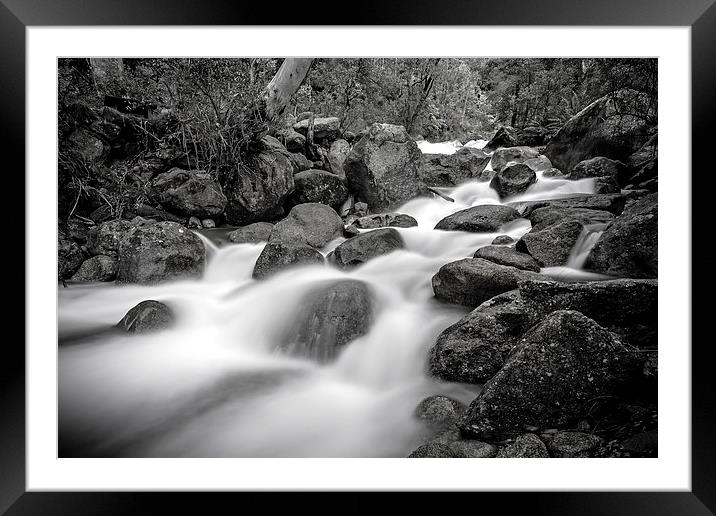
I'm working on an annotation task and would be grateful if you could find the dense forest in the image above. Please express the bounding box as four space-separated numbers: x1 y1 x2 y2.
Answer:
58 58 656 221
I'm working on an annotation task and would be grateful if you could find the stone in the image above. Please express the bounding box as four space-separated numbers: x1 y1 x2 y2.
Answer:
496 434 549 458
421 147 491 186
58 230 86 280
524 155 553 172
449 440 498 458
117 300 174 334
293 116 341 142
542 168 565 178
461 310 643 440
415 395 468 432
228 222 274 244
329 228 404 269
516 219 584 267
621 430 658 455
66 128 109 165
151 168 227 218
527 207 614 232
434 205 521 233
489 163 537 199
353 213 418 229
408 442 461 458
473 245 541 272
490 146 540 174
252 242 324 280
327 138 351 178
585 193 657 278
269 203 344 249
86 219 133 257
571 156 625 181
201 218 215 229
344 123 428 210
187 216 202 229
432 258 543 308
289 170 349 212
276 128 306 152
116 221 205 284
545 431 603 458
280 280 374 362
69 255 117 282
491 235 515 245
509 194 628 218
543 89 655 174
429 290 534 384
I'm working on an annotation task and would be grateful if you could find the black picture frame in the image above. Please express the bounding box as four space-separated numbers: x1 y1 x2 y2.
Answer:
3 1 714 513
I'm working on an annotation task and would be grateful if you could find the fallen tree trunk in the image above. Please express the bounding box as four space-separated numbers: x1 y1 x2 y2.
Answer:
427 186 455 202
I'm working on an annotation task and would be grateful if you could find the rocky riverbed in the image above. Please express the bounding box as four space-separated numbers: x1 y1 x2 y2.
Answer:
58 91 658 458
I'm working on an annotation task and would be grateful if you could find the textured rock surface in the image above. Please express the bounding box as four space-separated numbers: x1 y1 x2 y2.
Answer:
330 228 404 269
434 205 521 233
227 222 274 244
117 300 174 334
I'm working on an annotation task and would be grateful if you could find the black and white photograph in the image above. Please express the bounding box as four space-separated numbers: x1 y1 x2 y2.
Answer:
56 57 658 459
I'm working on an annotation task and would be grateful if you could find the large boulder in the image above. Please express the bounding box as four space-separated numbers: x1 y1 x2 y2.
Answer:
432 258 543 308
518 279 658 348
585 193 657 278
460 310 643 440
269 203 344 249
527 206 614 231
489 163 537 199
484 126 521 151
280 280 374 362
252 242 324 280
227 222 274 244
473 245 541 272
116 221 205 284
429 290 534 384
352 212 418 229
489 146 540 174
516 219 584 267
524 155 553 173
86 219 134 257
327 138 351 178
222 149 295 225
69 255 118 282
570 156 625 182
434 205 521 233
344 123 428 210
420 147 491 186
289 170 349 212
117 300 174 334
543 89 655 175
293 116 341 142
58 231 86 280
329 228 404 269
151 168 227 219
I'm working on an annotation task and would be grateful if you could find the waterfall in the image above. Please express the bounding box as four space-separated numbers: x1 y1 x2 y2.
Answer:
566 223 608 269
58 142 598 458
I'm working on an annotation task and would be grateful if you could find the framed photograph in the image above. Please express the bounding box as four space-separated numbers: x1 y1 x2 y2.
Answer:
4 0 714 513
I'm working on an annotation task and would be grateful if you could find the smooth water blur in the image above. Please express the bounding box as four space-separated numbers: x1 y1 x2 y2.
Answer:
58 141 598 457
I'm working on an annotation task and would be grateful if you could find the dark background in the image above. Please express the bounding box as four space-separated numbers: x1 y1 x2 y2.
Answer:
2 0 714 514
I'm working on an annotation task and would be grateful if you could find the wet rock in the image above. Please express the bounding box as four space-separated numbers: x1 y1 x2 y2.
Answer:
69 255 117 282
570 156 625 181
280 280 374 362
496 434 549 458
201 218 215 229
527 207 614 232
117 300 174 334
293 116 341 142
228 222 274 244
461 310 643 440
544 89 655 174
252 242 324 280
354 213 418 229
269 203 344 249
222 149 295 225
449 440 498 458
58 230 86 280
516 219 584 267
518 279 657 348
329 228 404 269
289 170 349 212
434 205 521 233
327 138 351 178
509 193 628 217
86 219 133 257
343 225 361 238
421 147 491 186
408 442 461 458
491 235 515 245
432 258 543 308
524 155 553 173
490 163 537 199
542 167 565 178
429 290 534 384
490 146 540 173
116 221 205 284
415 395 468 432
344 123 428 210
585 193 657 278
545 431 603 458
473 245 541 272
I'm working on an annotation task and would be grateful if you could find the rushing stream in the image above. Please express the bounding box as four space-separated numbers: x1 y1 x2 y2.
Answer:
58 140 603 457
